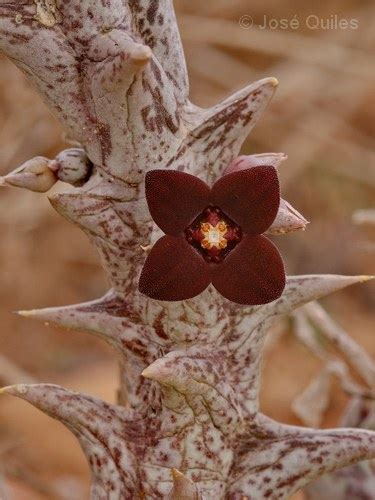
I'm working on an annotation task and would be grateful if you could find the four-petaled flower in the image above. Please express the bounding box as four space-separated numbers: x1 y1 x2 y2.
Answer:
139 166 286 305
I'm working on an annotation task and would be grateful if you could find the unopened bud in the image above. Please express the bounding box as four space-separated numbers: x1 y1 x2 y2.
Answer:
1 157 57 192
51 148 93 187
225 153 288 175
268 199 309 235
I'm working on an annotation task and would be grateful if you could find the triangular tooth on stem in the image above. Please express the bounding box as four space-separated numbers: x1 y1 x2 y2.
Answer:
142 351 205 392
230 417 375 499
272 274 374 316
102 41 152 92
129 44 153 66
1 384 32 397
0 383 130 426
197 77 278 127
237 275 373 320
234 275 373 351
168 469 201 499
175 78 278 178
16 291 139 353
17 300 104 333
142 353 209 394
89 33 152 94
1 384 139 496
141 362 165 382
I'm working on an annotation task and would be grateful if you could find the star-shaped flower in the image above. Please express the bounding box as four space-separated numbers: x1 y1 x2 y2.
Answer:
139 166 286 305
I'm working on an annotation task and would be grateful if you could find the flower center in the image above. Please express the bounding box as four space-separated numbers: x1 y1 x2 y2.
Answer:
185 206 242 263
201 221 228 250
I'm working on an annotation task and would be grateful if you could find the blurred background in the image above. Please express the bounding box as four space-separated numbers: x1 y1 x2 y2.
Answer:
0 0 374 498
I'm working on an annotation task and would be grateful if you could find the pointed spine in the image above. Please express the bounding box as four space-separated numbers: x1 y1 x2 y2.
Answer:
174 78 278 181
168 469 202 499
230 418 375 499
1 384 140 498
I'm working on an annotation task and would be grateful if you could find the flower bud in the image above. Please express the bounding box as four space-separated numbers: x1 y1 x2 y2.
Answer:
1 157 57 192
51 148 93 187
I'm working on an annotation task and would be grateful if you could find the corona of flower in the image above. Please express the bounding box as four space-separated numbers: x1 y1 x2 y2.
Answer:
139 166 286 305
200 220 229 251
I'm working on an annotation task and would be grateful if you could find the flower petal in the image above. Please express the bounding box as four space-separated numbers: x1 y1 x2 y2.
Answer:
145 170 210 235
139 235 211 301
211 235 285 305
211 166 280 235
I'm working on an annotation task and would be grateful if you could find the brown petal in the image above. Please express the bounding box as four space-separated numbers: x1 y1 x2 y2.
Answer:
211 166 280 235
211 235 285 305
145 170 210 235
139 235 211 301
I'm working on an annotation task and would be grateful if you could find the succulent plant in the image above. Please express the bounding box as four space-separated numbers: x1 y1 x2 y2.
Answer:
0 1 374 498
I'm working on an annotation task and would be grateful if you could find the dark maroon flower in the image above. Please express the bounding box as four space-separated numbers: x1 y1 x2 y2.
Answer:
139 167 286 305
